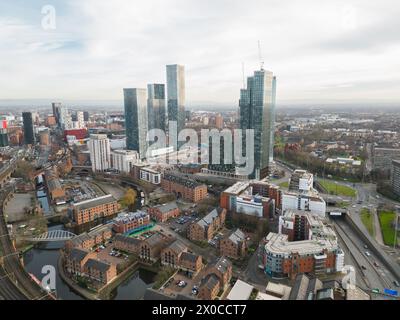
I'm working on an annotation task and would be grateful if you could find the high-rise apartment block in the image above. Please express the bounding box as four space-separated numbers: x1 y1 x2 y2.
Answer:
22 112 35 145
147 83 166 132
124 88 148 159
166 64 185 147
239 69 276 179
88 134 111 172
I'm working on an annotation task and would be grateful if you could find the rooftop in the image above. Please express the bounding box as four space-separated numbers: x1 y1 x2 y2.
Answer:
226 280 253 300
114 210 149 224
265 232 340 257
73 194 116 211
85 258 112 272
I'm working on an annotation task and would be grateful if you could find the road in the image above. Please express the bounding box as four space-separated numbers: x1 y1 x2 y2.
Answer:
333 218 399 296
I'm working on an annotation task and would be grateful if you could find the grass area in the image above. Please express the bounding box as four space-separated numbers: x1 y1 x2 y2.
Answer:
378 211 398 246
360 208 374 237
279 181 289 188
319 180 356 197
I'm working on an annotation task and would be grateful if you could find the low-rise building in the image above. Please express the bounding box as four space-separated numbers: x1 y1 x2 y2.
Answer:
84 258 117 285
112 210 151 234
289 170 314 192
179 252 203 277
226 280 254 300
219 228 248 260
73 194 120 225
139 233 172 263
198 274 220 300
113 234 141 254
263 213 344 280
147 201 180 222
161 173 207 202
65 225 112 251
220 180 281 218
188 208 226 242
64 248 117 286
161 239 187 268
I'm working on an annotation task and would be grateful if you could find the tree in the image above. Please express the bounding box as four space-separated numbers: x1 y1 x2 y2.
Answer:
120 188 137 211
13 160 35 182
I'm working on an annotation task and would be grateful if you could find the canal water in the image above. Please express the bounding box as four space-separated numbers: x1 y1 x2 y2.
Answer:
23 224 155 300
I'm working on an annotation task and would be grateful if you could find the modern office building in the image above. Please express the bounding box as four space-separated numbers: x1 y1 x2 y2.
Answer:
147 83 166 132
166 64 185 147
22 112 35 145
88 134 111 172
391 160 400 197
123 88 148 159
239 69 276 179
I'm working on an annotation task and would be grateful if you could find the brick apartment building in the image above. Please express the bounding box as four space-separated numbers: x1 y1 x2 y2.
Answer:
188 208 226 242
161 173 207 203
73 194 120 225
113 234 142 254
65 225 112 251
147 201 180 222
64 248 117 286
161 239 187 268
198 256 232 300
112 210 151 234
264 210 344 279
219 228 248 260
139 233 173 263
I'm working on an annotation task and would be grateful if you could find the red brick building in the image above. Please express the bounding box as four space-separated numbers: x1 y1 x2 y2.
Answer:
147 201 180 222
161 173 207 203
188 208 226 242
219 228 248 260
73 195 120 225
112 211 151 234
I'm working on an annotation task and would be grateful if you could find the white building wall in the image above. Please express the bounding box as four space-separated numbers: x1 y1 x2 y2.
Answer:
88 134 111 172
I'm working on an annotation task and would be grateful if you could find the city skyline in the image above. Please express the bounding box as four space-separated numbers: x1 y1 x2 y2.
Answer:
1 1 400 105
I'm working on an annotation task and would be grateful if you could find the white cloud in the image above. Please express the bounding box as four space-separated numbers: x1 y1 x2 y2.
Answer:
0 0 400 105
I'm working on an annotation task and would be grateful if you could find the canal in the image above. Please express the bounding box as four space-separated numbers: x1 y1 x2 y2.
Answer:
23 184 152 300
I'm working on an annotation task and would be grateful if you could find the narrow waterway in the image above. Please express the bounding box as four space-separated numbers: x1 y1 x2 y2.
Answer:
23 180 149 300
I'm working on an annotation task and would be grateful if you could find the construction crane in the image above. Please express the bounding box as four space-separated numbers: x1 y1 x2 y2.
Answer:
258 40 264 71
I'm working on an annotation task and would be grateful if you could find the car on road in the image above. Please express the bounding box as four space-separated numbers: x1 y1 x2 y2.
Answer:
364 245 368 249
394 280 400 287
365 251 371 257
373 261 379 268
361 265 367 270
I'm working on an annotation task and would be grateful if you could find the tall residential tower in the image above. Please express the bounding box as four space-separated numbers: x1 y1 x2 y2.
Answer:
239 69 276 179
147 83 166 132
166 64 185 147
124 88 148 159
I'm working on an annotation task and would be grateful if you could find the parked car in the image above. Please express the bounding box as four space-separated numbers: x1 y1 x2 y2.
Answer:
373 261 379 268
361 265 367 270
393 280 400 287
365 251 371 257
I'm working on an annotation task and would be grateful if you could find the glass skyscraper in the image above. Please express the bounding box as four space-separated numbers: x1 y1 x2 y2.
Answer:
124 88 148 159
166 64 185 146
22 111 35 145
147 83 166 132
239 69 276 179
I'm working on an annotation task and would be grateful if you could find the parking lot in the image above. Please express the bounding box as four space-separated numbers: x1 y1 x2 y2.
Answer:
166 211 199 236
94 242 129 265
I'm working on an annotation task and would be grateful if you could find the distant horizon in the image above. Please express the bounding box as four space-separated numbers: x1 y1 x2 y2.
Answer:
0 99 399 113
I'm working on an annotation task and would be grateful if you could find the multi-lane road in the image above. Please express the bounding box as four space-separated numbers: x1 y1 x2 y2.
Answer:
333 218 399 296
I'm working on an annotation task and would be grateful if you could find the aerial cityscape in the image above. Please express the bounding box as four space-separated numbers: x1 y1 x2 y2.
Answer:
0 0 399 307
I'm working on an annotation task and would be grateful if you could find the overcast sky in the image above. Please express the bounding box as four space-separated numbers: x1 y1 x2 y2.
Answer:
1 0 400 106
